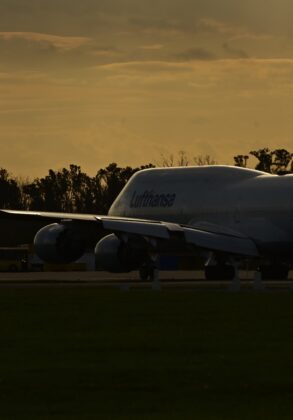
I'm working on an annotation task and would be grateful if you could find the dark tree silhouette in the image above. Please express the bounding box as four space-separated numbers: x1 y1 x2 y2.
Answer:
234 155 249 168
0 168 22 209
248 148 293 174
234 148 293 174
62 165 95 212
156 151 217 167
95 163 155 213
250 148 273 173
21 163 155 214
193 155 217 166
271 149 293 174
22 165 95 212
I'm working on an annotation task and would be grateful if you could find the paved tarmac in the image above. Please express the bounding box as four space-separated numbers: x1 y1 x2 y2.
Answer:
0 270 292 291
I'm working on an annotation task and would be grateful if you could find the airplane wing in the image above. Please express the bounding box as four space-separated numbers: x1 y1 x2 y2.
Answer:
0 210 259 257
0 209 97 221
96 217 259 257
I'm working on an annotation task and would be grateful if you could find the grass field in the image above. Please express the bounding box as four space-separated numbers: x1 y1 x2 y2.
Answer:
0 287 293 419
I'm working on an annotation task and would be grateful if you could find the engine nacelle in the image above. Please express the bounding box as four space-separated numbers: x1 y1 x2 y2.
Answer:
34 223 85 264
95 233 147 273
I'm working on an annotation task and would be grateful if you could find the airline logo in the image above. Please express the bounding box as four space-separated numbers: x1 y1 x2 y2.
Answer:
130 190 176 208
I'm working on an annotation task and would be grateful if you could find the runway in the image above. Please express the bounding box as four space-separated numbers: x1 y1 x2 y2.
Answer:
0 270 292 291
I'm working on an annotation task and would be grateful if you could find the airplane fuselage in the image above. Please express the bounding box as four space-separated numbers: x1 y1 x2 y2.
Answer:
109 166 293 256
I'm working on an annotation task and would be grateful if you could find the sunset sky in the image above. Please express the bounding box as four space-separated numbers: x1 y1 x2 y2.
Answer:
1 0 293 177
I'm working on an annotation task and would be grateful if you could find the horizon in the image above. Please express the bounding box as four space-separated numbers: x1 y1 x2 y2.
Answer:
1 151 266 180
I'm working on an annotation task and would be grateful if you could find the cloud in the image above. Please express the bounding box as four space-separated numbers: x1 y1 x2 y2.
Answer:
128 16 183 34
0 32 92 51
2 0 293 178
0 32 122 72
91 46 121 58
140 44 164 50
198 18 269 41
99 60 192 74
3 54 293 176
199 18 244 35
98 58 293 99
174 47 217 61
222 42 249 59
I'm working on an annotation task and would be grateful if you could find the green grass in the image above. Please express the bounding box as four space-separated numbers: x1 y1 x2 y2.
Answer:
0 288 293 419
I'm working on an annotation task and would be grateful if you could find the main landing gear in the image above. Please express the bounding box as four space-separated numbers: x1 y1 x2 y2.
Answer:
204 260 289 281
139 254 161 290
204 264 236 281
139 262 156 281
258 264 289 281
204 253 237 281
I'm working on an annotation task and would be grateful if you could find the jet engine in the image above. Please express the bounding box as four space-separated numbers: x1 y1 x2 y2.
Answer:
95 233 148 273
34 223 85 263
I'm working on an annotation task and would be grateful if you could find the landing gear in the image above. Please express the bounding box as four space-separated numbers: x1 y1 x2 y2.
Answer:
139 261 161 290
139 261 158 281
204 264 235 281
204 252 237 281
139 264 154 281
8 264 18 272
258 264 289 280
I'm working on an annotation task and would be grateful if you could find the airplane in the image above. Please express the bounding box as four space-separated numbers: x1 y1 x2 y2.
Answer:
0 165 292 281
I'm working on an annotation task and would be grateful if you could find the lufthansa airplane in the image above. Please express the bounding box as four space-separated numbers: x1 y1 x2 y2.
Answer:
0 165 292 280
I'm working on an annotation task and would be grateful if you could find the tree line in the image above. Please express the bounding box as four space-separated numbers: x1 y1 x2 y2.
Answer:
0 163 154 213
0 148 292 213
234 148 293 174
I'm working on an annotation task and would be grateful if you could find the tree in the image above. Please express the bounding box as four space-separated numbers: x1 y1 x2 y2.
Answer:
0 168 22 209
193 155 217 166
249 148 273 173
234 155 249 168
23 165 95 212
156 151 216 167
248 148 293 174
22 162 157 214
234 148 293 174
23 169 67 211
95 163 155 213
271 149 293 174
156 150 189 167
62 165 95 213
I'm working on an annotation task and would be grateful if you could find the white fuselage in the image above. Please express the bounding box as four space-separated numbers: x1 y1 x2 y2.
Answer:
109 166 293 252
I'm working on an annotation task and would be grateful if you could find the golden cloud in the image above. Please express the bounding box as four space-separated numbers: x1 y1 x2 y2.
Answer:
140 44 164 50
199 18 271 41
0 32 92 51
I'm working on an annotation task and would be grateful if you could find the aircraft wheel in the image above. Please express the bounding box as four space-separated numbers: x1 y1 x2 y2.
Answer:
205 265 235 281
259 264 289 280
8 264 18 272
139 262 156 281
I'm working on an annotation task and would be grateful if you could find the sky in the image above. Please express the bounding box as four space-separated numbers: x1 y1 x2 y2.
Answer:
1 0 293 177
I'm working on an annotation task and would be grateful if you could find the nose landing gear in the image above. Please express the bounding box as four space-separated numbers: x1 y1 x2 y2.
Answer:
258 264 289 280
